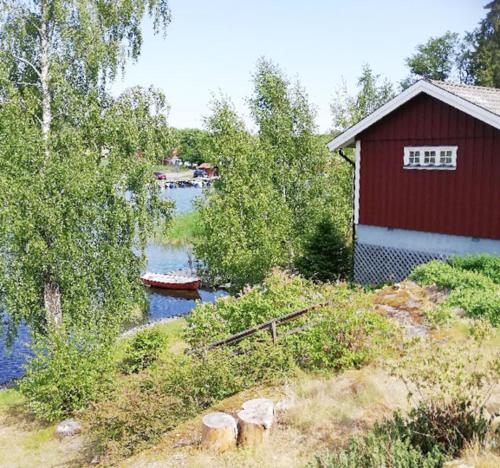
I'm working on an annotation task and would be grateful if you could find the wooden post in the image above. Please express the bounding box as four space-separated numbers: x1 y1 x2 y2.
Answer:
201 412 237 453
237 398 274 448
271 320 277 343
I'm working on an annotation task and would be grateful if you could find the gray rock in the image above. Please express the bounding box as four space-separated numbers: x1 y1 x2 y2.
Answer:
55 419 82 438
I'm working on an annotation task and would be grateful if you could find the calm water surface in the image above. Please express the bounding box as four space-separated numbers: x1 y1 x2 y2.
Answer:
0 187 224 385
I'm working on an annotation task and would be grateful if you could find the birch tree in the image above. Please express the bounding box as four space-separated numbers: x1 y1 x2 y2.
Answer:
0 1 172 336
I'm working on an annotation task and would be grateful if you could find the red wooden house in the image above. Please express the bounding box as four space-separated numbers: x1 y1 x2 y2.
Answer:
328 80 500 284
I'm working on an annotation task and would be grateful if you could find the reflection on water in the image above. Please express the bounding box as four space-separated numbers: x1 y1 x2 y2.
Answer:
0 187 224 385
144 242 226 323
160 186 202 214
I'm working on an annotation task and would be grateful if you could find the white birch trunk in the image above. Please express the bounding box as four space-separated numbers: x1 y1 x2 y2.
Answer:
39 0 61 327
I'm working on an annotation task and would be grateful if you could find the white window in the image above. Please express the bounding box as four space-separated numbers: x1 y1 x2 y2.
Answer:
403 146 457 170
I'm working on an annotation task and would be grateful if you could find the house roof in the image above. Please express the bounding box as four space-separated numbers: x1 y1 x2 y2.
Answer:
328 80 500 151
431 80 500 116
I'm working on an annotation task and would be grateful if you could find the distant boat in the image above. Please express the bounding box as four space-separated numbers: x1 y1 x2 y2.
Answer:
141 271 201 290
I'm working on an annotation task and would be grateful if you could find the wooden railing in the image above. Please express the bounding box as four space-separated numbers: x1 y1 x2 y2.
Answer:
190 301 331 353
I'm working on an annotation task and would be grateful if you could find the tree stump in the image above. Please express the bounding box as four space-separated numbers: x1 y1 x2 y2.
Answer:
200 412 237 453
237 398 274 448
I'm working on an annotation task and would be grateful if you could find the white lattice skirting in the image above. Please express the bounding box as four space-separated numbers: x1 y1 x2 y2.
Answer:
354 243 447 285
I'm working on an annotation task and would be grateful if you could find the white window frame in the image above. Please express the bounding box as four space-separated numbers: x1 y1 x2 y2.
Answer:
403 145 457 170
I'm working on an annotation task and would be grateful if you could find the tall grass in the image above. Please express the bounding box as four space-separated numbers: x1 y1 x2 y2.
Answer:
154 211 201 246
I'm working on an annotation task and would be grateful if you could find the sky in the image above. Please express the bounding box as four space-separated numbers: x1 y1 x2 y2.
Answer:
112 0 487 133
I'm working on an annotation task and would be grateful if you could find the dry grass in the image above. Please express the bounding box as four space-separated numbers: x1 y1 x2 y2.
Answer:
0 390 87 467
121 366 410 468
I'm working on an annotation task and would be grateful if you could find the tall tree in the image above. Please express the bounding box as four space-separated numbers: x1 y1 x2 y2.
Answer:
0 1 172 337
196 60 352 288
463 0 500 88
331 64 394 132
174 128 209 164
194 97 291 289
401 32 461 88
249 58 328 253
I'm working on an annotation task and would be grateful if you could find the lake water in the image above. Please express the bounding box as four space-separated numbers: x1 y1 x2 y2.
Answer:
0 187 224 385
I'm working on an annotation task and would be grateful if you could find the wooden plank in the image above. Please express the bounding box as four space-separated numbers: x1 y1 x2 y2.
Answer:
189 301 330 353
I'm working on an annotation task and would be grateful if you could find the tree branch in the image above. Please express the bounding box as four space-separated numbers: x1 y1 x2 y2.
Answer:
15 80 41 88
11 54 42 78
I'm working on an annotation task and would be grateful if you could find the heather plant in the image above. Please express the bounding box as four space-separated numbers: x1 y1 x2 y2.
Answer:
390 332 498 408
316 415 447 468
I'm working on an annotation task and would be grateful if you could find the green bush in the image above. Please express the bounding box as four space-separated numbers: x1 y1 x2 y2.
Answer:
289 299 394 371
121 328 168 374
317 414 446 468
296 216 352 282
424 303 455 327
410 260 494 290
20 328 116 422
449 254 500 283
447 288 500 326
410 257 500 325
185 269 324 348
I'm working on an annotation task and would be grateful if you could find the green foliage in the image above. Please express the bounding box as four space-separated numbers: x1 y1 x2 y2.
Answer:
20 327 117 422
463 0 500 88
186 269 394 370
154 210 201 246
0 1 174 338
410 260 494 290
121 328 168 374
402 32 461 87
410 256 500 325
89 340 294 460
185 269 322 348
331 64 394 132
290 298 393 371
317 400 488 468
448 254 500 283
171 128 209 164
195 58 353 289
317 415 447 468
88 272 395 460
448 288 500 326
296 216 352 282
425 303 455 327
194 97 292 289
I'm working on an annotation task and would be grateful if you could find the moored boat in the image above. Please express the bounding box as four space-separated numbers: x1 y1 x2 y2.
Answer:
141 271 201 290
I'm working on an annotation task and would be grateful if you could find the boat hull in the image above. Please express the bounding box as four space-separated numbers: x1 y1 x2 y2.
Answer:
142 277 201 290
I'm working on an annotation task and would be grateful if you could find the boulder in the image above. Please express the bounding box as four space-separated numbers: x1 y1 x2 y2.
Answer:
55 419 82 438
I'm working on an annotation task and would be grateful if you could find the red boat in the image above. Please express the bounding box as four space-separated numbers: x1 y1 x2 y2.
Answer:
141 272 201 290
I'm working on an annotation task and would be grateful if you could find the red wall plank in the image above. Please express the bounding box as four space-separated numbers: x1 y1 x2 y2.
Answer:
358 93 500 239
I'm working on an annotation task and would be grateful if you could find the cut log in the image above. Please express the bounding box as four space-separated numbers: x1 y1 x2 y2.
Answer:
237 398 274 448
200 412 237 453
